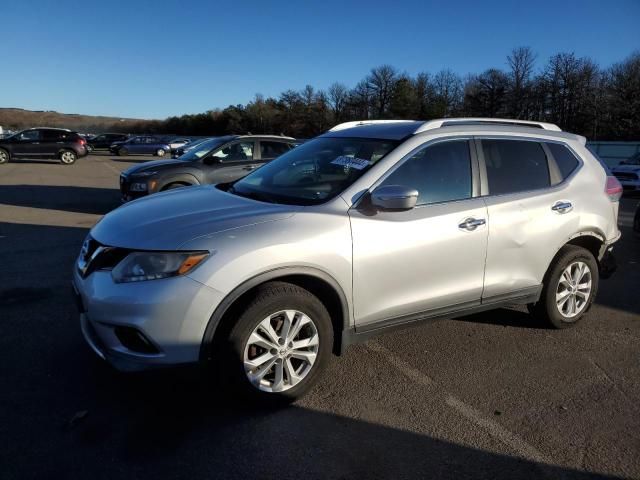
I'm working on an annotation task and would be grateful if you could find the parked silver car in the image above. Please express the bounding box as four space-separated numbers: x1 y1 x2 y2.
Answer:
72 118 622 402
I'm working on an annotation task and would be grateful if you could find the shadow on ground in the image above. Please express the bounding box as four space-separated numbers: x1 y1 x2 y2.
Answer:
0 184 120 215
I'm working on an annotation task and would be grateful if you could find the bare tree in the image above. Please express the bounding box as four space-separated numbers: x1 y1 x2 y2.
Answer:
367 65 398 117
506 47 537 118
433 69 463 117
328 82 349 122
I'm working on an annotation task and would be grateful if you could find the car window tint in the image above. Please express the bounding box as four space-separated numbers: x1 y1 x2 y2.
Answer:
380 140 472 206
261 141 290 159
482 139 550 195
19 130 41 141
213 141 254 161
547 142 579 180
41 130 62 141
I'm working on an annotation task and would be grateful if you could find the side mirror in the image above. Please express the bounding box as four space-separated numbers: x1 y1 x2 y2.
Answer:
371 185 418 211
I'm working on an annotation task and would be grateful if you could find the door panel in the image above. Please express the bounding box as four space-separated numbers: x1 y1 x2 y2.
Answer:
478 137 580 298
11 130 41 156
350 198 488 326
482 187 579 298
350 138 487 327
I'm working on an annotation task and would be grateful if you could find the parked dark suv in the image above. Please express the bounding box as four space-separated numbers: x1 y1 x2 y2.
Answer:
87 133 129 152
0 128 88 165
119 135 296 201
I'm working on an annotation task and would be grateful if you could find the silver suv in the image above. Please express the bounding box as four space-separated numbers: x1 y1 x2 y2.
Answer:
72 118 623 402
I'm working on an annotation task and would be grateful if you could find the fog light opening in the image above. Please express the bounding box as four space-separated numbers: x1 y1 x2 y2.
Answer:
114 326 159 354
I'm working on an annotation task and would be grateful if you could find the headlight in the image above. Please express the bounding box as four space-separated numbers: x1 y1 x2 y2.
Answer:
129 182 148 191
111 251 209 283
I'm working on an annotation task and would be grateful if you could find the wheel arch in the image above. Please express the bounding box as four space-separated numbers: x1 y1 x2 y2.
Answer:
200 267 351 362
157 173 200 191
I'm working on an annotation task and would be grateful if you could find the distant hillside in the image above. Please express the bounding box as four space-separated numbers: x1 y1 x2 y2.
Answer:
0 108 159 133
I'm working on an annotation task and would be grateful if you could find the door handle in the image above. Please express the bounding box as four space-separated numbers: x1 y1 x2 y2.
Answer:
458 217 486 231
551 201 573 214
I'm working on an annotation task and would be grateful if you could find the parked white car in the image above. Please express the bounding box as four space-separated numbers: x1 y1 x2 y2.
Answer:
611 153 640 193
73 117 622 403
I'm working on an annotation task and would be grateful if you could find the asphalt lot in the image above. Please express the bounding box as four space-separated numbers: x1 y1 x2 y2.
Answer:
1 152 639 480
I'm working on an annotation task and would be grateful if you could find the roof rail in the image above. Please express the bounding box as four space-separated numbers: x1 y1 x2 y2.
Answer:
329 120 415 132
414 118 561 133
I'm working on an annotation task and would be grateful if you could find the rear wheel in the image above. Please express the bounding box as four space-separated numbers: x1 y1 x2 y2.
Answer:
155 149 166 157
59 150 77 165
220 281 333 404
529 245 598 328
0 148 9 164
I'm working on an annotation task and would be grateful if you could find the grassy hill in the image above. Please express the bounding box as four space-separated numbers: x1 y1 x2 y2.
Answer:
0 108 158 133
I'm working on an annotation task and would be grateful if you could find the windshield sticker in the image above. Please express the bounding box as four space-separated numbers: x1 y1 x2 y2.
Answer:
331 156 370 170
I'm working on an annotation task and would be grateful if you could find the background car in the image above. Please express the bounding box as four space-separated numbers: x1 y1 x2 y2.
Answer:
110 135 171 156
119 135 296 201
611 152 640 194
0 127 88 164
172 137 216 158
87 133 129 152
168 138 191 153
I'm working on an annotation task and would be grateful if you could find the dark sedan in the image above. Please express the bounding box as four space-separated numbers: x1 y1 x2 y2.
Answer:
119 135 295 201
110 135 171 157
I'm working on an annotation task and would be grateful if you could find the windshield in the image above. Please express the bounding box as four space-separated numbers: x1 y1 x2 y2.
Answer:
179 138 227 161
230 136 399 205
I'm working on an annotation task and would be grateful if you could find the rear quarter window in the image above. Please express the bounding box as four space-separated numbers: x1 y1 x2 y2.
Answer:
547 142 579 180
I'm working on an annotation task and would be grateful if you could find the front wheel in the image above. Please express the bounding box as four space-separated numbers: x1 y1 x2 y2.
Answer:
221 281 333 403
0 148 9 164
59 150 77 165
156 149 166 157
529 245 598 329
118 148 128 156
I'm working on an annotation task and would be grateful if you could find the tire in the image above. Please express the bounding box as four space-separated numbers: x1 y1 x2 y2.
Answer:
0 148 9 164
529 245 599 329
118 148 128 156
59 149 77 165
156 149 166 157
221 281 333 404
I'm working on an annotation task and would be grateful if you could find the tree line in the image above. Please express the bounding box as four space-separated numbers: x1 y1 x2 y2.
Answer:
122 48 640 140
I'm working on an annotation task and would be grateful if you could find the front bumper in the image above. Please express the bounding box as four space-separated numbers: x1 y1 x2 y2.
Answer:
72 267 224 372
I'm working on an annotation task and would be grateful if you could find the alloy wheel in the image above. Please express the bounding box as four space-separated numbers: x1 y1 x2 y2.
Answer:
243 310 319 393
61 151 76 164
556 261 592 319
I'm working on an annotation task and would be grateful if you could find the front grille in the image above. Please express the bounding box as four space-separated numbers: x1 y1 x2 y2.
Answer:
614 172 639 181
77 236 130 278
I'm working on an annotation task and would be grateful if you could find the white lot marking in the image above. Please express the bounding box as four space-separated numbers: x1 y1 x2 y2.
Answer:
366 340 548 464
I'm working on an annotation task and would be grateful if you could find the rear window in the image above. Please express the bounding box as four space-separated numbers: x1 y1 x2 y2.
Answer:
482 139 550 195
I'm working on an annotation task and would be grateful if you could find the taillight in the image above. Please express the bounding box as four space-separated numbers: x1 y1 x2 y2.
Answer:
78 138 86 145
605 176 623 202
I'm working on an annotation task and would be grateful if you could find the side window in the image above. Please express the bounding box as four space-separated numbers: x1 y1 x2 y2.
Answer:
547 142 579 180
482 139 550 195
212 141 254 161
260 141 291 159
19 130 41 141
380 140 472 206
41 130 61 141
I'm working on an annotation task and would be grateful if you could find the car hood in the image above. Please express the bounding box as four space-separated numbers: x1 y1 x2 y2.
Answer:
91 185 298 250
124 159 190 175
